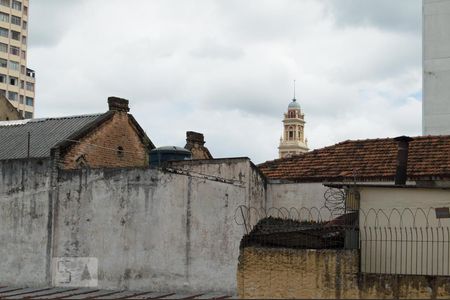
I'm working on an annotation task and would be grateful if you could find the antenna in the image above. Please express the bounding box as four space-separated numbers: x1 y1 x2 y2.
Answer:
293 80 296 100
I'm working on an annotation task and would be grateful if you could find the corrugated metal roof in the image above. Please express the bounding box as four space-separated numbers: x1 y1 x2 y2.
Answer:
0 113 105 160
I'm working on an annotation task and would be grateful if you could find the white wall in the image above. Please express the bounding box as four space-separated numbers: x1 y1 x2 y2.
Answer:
267 182 328 209
359 186 450 276
423 0 450 134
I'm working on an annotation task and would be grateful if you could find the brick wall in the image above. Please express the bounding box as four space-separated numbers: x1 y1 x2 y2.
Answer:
62 112 148 169
238 247 450 299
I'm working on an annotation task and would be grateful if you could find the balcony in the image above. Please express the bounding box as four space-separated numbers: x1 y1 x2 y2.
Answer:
26 67 34 80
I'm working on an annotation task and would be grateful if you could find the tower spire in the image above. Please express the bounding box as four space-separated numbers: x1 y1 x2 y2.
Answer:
293 80 296 101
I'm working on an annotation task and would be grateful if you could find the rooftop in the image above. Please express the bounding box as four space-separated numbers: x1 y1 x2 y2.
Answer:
259 135 450 182
0 113 109 160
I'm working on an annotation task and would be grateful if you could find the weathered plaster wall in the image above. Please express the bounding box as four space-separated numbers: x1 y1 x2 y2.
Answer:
0 158 266 294
238 247 450 299
0 159 52 286
266 182 328 209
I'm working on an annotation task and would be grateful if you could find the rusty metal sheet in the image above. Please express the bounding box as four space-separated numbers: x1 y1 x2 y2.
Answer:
93 290 150 299
160 294 204 300
62 289 125 299
3 288 78 300
0 287 51 299
125 292 176 300
30 288 99 299
192 293 231 299
0 287 52 298
0 287 24 295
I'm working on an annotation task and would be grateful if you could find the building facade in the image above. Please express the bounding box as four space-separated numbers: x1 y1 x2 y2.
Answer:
0 0 35 119
423 0 450 134
278 98 309 158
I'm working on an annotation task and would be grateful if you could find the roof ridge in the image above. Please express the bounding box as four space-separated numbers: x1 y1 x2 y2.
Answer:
31 112 105 122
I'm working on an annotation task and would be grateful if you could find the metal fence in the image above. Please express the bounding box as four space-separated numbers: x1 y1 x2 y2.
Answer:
235 205 450 276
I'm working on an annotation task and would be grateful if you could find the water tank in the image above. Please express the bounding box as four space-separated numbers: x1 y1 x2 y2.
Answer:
150 146 192 167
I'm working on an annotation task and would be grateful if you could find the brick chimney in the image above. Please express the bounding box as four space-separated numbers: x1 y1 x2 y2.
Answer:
185 131 213 160
186 131 206 146
108 96 130 112
393 136 414 185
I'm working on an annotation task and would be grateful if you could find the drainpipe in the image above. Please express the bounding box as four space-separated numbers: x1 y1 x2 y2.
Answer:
393 136 413 185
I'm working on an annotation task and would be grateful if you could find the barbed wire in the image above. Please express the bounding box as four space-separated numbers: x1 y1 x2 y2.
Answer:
235 205 449 233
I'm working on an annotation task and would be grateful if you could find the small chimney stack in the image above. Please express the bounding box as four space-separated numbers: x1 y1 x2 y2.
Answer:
186 131 206 146
108 96 130 112
394 136 413 185
185 131 213 160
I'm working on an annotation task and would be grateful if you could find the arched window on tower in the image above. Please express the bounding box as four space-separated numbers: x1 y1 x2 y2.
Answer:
288 126 294 140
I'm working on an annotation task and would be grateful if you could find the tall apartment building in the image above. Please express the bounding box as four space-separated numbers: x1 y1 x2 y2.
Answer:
0 0 34 119
423 0 450 134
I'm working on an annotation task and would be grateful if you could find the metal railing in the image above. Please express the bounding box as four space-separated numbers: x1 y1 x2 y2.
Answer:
236 205 450 276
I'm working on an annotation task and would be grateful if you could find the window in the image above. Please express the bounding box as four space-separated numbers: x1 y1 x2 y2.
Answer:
10 45 19 56
23 6 27 16
21 35 26 44
20 65 25 74
22 20 26 29
25 96 33 106
25 81 33 91
11 0 21 11
117 146 124 158
21 50 25 59
8 91 17 101
8 60 19 70
0 58 6 68
0 12 9 23
0 73 5 83
24 111 32 119
11 15 20 26
19 94 23 103
0 0 9 8
0 27 8 38
20 79 23 88
0 42 7 53
0 89 5 96
9 76 17 85
11 30 20 40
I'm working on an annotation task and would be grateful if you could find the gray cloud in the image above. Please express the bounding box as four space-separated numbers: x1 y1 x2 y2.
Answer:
324 0 421 33
28 0 85 47
27 0 422 163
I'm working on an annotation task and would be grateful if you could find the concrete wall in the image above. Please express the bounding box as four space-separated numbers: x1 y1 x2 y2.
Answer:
267 182 328 209
0 159 52 286
423 0 450 135
0 158 266 294
238 247 450 299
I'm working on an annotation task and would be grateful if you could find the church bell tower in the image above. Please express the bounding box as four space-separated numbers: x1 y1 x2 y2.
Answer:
278 96 309 158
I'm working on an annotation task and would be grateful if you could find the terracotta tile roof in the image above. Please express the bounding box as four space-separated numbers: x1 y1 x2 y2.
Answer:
258 135 450 182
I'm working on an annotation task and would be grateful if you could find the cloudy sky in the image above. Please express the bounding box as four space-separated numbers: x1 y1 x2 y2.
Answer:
28 0 422 163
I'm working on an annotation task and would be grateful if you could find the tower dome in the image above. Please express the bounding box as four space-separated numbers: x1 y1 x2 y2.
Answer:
278 96 308 158
288 98 301 110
